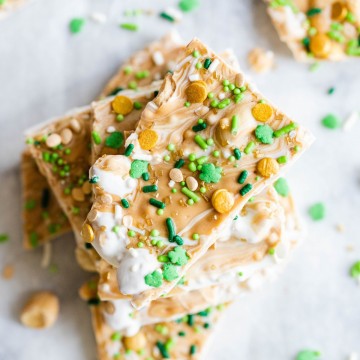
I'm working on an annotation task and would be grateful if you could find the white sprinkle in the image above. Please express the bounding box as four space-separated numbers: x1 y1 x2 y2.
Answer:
131 264 140 272
218 92 226 100
343 111 359 132
168 180 175 188
41 243 52 268
175 55 193 71
289 130 297 138
189 73 200 82
147 101 159 112
152 51 165 66
164 7 183 22
128 226 145 236
122 215 133 228
90 12 107 24
115 205 122 221
107 126 116 133
208 59 220 73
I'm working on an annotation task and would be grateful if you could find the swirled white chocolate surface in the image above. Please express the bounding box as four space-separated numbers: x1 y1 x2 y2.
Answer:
94 185 301 335
265 0 360 61
84 38 313 309
88 300 225 360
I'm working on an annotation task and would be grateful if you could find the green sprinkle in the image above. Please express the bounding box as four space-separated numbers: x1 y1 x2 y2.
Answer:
173 235 184 245
346 11 356 23
239 183 252 196
89 175 99 184
327 87 335 95
25 199 36 210
124 144 134 157
231 115 239 135
178 331 186 337
237 170 248 185
179 0 200 12
296 350 321 360
268 248 275 255
194 134 208 150
233 148 241 160
142 172 150 181
111 332 122 341
130 160 148 178
120 23 138 31
309 62 320 72
206 138 214 146
128 81 137 90
273 178 290 197
116 114 124 122
175 159 185 169
121 199 130 208
163 263 179 281
207 92 214 99
321 114 341 129
306 8 321 16
273 122 298 137
145 270 163 288
196 62 202 69
164 155 171 162
92 131 102 145
127 230 136 237
133 101 142 110
199 163 222 183
212 150 220 158
204 58 212 69
192 50 200 58
184 101 191 107
199 186 206 193
188 162 197 172
137 241 144 248
308 202 326 221
196 156 207 165
158 255 169 263
149 198 166 209
143 185 158 193
105 131 124 149
155 324 169 335
165 217 176 243
157 209 164 216
234 93 245 103
0 233 9 243
167 143 175 151
72 206 80 215
168 246 188 266
29 232 39 248
228 155 235 162
192 122 207 132
192 233 199 240
156 341 170 359
350 261 360 279
69 18 85 34
181 187 200 203
244 141 255 154
255 124 274 144
277 155 288 164
190 345 197 355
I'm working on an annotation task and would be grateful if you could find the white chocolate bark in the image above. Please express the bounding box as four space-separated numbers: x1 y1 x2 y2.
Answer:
85 38 313 309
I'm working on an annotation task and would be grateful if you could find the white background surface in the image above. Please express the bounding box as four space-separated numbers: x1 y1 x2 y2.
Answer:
0 0 359 359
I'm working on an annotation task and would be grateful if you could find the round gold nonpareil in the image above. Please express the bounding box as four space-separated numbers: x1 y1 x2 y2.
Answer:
123 332 146 351
185 80 207 103
251 103 273 122
138 129 158 150
331 1 347 21
309 33 332 58
256 157 279 178
111 95 133 115
81 223 94 243
211 189 235 214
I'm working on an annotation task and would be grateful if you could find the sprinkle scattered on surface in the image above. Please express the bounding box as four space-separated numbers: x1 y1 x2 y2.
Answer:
321 114 341 129
296 350 321 360
0 233 9 243
308 202 326 221
69 18 86 34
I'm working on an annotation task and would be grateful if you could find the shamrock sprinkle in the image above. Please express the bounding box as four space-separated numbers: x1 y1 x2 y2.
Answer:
296 350 321 360
273 177 290 197
168 246 188 266
130 160 149 179
144 270 163 287
255 124 274 144
199 163 222 183
163 263 179 281
105 131 124 149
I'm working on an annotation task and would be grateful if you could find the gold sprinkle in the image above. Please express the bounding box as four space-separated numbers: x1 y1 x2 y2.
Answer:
256 157 279 178
111 95 133 115
81 224 94 243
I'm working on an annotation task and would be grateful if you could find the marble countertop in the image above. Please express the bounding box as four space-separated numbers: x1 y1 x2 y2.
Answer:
0 0 359 359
